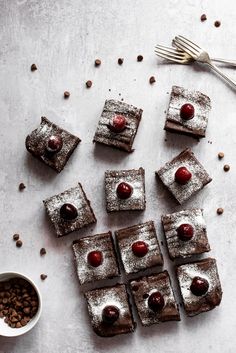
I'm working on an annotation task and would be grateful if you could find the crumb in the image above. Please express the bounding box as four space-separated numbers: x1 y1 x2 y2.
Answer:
108 88 111 92
224 164 230 172
118 58 124 65
137 55 143 62
214 20 221 27
200 14 207 22
13 234 20 241
16 240 23 248
149 76 156 84
86 80 92 88
31 64 37 71
218 152 224 159
64 91 70 99
95 59 101 67
40 248 46 256
40 274 47 280
217 208 224 215
19 183 26 191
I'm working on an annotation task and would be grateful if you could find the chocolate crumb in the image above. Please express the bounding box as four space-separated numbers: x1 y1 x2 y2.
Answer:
224 164 230 172
19 183 26 191
95 59 101 67
149 76 156 84
86 80 92 88
137 55 143 62
40 274 47 281
200 14 207 22
13 234 20 241
16 240 23 248
217 208 224 215
31 64 37 71
218 152 224 159
108 88 111 92
40 248 46 256
214 20 221 27
118 58 124 65
64 91 70 99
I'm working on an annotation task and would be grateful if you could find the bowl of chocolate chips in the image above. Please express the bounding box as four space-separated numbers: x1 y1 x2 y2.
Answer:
0 272 42 337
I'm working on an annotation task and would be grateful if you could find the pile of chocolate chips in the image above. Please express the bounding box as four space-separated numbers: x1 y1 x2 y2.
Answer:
0 278 39 328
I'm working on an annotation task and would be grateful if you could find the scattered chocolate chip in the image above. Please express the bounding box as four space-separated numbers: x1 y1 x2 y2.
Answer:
200 14 207 22
214 20 221 27
108 88 111 92
19 183 26 191
40 274 47 281
86 80 92 88
40 248 46 256
64 91 70 99
95 59 101 67
118 58 124 65
13 234 20 241
137 55 143 62
217 208 224 215
224 164 230 172
31 64 37 71
16 240 23 248
149 76 156 84
218 152 224 159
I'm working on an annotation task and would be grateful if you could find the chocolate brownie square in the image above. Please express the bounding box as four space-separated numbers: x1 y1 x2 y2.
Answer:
115 221 163 274
164 85 211 138
130 271 180 326
72 231 120 285
25 117 81 172
161 209 210 260
156 148 212 204
93 99 142 152
84 284 136 337
105 168 145 212
43 183 96 237
176 257 222 317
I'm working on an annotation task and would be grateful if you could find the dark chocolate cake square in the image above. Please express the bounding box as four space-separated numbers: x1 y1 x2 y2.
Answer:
176 257 222 317
156 148 212 204
93 99 142 152
115 221 163 274
84 284 136 337
161 209 210 260
72 231 120 285
25 117 81 173
164 85 211 138
105 168 145 212
130 271 180 326
43 183 96 237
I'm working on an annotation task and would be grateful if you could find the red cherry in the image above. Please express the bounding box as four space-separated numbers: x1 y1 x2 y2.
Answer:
175 166 192 185
60 203 78 220
116 182 133 199
177 224 194 241
190 276 209 296
148 291 165 312
102 305 120 324
108 115 126 133
87 250 103 267
180 103 195 120
132 241 149 257
46 135 63 153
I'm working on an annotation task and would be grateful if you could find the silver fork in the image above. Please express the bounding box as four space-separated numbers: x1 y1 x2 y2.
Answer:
155 44 236 66
173 35 236 88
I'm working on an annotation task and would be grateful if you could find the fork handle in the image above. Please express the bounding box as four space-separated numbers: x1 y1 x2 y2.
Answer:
212 58 236 66
207 62 236 88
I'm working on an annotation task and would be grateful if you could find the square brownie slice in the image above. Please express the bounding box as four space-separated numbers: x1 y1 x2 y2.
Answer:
156 148 212 204
176 257 222 317
161 209 210 260
130 271 180 326
115 221 163 274
164 85 211 139
72 231 120 285
93 99 142 152
84 284 136 337
105 168 145 212
43 183 96 237
26 117 81 172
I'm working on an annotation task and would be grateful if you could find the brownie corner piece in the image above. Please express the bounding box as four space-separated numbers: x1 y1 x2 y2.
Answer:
130 271 180 326
164 85 211 139
115 221 163 274
105 167 145 212
72 231 120 285
43 182 96 237
25 116 81 172
161 208 210 260
176 257 222 317
93 99 142 152
156 148 212 204
84 284 136 337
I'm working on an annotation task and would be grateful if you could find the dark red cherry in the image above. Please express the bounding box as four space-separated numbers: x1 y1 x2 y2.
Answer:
46 135 63 153
108 115 126 133
87 250 103 267
177 224 194 241
60 203 78 220
180 103 195 120
116 182 133 199
102 305 120 324
148 291 165 312
132 241 149 257
190 276 209 296
175 166 192 185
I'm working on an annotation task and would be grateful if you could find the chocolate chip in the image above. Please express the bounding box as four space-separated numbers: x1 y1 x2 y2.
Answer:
40 247 46 256
31 64 37 71
40 274 47 280
86 80 92 88
137 55 143 62
13 234 20 241
19 183 26 191
218 152 224 159
149 76 156 84
118 58 124 65
16 240 23 248
95 59 101 67
64 91 70 99
224 164 230 172
214 20 221 27
200 14 207 21
217 208 224 215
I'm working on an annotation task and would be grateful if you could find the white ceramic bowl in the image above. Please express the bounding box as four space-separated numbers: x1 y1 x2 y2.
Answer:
0 272 42 337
